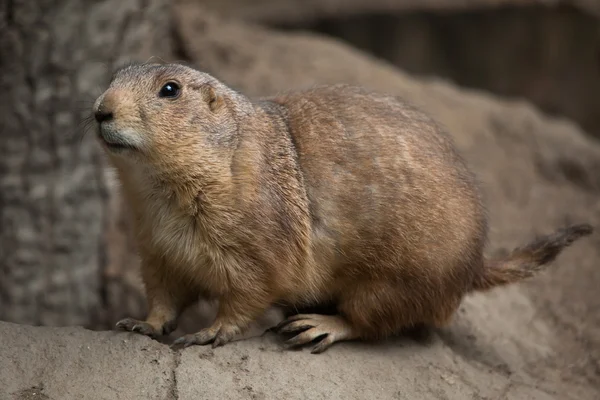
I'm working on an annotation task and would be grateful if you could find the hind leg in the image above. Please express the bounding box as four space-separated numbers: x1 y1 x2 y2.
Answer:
276 313 360 354
277 281 446 353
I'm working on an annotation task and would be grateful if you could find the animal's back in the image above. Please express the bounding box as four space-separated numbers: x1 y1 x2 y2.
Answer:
269 84 487 293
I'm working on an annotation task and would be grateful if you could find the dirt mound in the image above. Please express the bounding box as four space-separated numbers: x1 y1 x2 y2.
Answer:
2 2 599 399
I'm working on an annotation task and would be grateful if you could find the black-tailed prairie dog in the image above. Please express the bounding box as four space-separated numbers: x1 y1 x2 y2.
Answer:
92 62 593 353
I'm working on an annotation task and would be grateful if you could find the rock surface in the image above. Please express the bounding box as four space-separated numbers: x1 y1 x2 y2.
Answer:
0 319 595 400
2 3 600 399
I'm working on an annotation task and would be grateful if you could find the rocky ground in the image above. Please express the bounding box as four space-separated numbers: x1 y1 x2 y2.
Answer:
2 1 600 399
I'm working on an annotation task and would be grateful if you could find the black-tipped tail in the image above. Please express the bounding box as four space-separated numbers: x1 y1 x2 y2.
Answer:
471 224 593 292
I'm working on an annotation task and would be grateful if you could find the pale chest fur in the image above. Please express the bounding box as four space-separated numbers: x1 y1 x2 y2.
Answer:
120 167 237 296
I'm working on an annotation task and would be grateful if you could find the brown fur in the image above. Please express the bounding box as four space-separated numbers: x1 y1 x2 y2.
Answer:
472 224 593 291
92 62 593 353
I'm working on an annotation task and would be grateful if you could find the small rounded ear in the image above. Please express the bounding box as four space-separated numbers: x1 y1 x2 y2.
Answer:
201 85 224 112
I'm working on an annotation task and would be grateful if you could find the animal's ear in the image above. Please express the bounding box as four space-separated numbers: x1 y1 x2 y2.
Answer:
201 85 224 112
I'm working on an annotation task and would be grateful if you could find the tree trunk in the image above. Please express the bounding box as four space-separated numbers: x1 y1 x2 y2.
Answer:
0 0 171 328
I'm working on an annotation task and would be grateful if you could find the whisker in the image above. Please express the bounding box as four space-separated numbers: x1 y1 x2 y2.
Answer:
70 114 97 146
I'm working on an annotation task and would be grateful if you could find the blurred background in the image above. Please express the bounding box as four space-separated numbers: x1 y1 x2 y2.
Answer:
1 1 599 385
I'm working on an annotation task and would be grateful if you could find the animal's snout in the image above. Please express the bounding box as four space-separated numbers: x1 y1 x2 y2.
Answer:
94 108 113 123
93 88 120 123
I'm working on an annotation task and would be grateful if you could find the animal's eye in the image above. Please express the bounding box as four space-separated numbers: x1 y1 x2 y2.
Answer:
158 82 180 98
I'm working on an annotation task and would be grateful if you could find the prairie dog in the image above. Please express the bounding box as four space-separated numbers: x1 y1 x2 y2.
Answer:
92 62 592 353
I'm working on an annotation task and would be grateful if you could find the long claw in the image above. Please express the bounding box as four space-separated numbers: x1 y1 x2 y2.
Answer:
311 335 335 354
284 328 327 348
275 314 357 353
274 314 313 331
278 321 314 334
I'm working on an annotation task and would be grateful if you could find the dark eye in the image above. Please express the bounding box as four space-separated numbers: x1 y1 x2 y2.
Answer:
158 82 180 98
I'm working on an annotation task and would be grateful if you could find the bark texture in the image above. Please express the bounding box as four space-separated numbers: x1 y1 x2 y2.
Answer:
0 0 171 327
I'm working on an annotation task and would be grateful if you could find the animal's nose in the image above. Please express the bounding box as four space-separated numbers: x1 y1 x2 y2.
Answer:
94 108 113 123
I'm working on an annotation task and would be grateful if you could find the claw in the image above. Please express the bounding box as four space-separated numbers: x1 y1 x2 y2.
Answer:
310 334 335 354
170 323 239 350
171 333 205 349
278 321 314 334
170 334 197 350
212 336 225 348
115 320 128 330
276 314 357 354
284 328 327 349
274 314 308 331
114 318 159 338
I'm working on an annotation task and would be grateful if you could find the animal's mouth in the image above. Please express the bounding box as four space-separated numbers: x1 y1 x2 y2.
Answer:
102 139 137 152
97 130 138 152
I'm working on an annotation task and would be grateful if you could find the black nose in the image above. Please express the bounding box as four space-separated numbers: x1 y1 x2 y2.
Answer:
94 109 113 123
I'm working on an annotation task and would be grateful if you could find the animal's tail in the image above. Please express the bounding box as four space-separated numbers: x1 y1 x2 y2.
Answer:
470 223 593 292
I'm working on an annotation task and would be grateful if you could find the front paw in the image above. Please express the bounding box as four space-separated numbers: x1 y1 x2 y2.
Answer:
171 323 241 350
115 318 164 338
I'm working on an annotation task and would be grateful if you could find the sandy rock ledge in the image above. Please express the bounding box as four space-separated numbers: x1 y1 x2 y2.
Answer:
0 321 568 400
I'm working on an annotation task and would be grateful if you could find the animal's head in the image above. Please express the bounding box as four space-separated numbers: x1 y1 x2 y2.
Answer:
92 62 240 179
